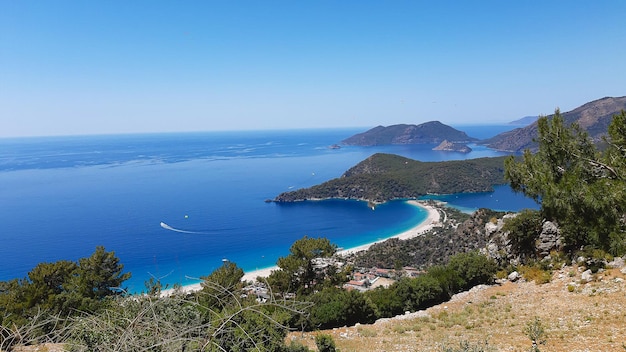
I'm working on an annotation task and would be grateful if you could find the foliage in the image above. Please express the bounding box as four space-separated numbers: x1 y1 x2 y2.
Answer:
198 261 245 309
365 252 496 320
518 264 552 285
364 286 404 318
524 317 546 352
392 275 444 312
63 262 310 352
284 340 312 352
314 333 337 352
307 287 376 330
446 252 497 289
426 265 464 299
0 246 130 331
505 110 626 254
577 247 609 273
210 302 295 352
1 254 311 351
65 289 308 352
276 154 508 203
267 236 341 296
502 210 543 257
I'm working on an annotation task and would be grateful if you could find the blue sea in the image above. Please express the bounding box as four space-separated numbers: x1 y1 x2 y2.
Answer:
0 125 538 292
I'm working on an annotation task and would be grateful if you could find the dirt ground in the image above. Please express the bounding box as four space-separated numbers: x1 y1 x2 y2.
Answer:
288 264 626 352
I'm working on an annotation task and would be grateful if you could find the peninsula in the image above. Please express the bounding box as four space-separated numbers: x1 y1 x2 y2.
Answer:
274 153 507 203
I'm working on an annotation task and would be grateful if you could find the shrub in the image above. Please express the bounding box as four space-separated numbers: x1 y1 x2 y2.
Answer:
447 252 497 290
315 334 337 352
285 340 312 352
502 210 543 258
308 287 377 330
519 265 551 284
524 317 546 351
495 270 508 280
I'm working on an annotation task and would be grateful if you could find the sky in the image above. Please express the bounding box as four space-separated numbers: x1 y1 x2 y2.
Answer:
1 1 625 137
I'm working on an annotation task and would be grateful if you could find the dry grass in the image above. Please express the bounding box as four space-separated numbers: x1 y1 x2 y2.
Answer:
288 265 626 352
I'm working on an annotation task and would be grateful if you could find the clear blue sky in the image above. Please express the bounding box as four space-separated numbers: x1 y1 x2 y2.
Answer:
1 1 625 137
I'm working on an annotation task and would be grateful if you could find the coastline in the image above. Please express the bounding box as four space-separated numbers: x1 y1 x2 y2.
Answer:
336 200 440 256
162 200 440 296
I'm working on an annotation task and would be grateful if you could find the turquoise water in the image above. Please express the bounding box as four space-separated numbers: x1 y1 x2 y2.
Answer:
0 127 536 292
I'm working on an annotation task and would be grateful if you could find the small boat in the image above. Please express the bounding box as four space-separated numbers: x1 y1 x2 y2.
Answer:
328 144 341 149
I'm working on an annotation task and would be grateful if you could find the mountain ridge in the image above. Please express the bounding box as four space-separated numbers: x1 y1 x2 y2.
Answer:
482 96 626 152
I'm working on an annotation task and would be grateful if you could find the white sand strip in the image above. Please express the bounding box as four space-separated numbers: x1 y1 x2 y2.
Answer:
241 266 279 282
162 200 440 296
338 200 440 256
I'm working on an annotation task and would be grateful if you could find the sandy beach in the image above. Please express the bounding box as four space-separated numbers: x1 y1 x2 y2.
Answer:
336 200 440 255
162 200 440 296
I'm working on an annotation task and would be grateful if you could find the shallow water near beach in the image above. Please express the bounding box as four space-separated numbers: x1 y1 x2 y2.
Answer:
0 127 537 292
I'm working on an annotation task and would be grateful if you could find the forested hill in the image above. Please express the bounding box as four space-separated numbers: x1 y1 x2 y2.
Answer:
274 153 507 203
341 121 476 146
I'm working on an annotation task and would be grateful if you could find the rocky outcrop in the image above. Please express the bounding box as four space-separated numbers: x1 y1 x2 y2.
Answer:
482 215 562 266
536 221 562 257
432 140 472 153
482 213 518 265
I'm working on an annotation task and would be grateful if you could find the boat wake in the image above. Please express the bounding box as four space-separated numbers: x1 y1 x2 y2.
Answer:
160 222 209 235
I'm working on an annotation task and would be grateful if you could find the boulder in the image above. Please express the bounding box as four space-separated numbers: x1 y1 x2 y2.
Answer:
607 256 625 269
536 221 561 257
581 269 594 283
508 271 521 282
484 222 499 236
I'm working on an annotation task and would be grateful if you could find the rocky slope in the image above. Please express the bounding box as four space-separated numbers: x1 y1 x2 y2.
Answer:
432 140 472 153
290 263 626 351
482 96 626 152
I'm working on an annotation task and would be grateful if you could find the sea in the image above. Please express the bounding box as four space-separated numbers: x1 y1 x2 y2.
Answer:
0 125 538 293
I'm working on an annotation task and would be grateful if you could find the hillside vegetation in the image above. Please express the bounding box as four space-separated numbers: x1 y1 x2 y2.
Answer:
274 154 507 203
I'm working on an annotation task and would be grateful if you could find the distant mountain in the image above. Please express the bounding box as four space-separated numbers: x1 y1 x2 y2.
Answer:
341 121 476 146
508 116 538 125
482 96 626 152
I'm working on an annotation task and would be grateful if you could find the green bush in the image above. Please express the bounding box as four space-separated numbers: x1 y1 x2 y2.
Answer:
308 287 376 330
284 341 312 352
502 210 543 257
446 252 497 290
315 334 337 352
